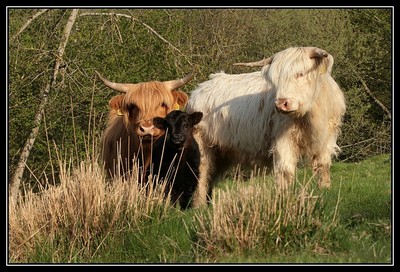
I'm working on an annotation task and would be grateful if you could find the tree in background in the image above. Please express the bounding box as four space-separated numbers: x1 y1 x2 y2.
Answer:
8 8 392 193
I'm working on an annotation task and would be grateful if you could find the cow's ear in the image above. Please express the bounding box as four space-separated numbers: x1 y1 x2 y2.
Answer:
153 117 167 129
190 111 203 125
325 54 334 74
109 94 125 110
317 54 334 75
171 90 189 110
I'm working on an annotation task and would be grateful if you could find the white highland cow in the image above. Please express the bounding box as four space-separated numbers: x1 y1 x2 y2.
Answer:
186 46 346 207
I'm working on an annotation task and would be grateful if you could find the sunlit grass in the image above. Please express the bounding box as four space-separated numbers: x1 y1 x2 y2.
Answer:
8 154 392 264
9 154 173 263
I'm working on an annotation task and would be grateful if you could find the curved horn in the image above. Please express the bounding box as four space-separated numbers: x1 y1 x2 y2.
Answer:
95 70 132 93
308 48 328 59
163 71 195 91
233 56 273 67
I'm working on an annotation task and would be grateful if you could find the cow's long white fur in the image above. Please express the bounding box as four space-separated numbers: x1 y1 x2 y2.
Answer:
186 47 346 207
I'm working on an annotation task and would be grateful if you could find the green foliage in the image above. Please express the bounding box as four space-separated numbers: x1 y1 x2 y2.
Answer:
8 8 392 192
347 9 392 111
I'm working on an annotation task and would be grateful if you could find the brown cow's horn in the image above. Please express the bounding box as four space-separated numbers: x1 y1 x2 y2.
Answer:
163 71 194 91
309 48 328 59
95 70 132 93
233 56 273 67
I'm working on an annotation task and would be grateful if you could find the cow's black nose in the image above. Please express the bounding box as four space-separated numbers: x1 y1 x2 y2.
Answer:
172 134 184 142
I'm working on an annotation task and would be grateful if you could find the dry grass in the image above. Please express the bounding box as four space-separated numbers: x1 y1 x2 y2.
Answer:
8 149 339 263
8 155 172 263
194 173 331 257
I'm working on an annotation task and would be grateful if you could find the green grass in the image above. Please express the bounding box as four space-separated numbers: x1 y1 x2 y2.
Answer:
9 153 392 264
329 154 392 222
90 210 198 263
100 154 391 264
322 153 392 264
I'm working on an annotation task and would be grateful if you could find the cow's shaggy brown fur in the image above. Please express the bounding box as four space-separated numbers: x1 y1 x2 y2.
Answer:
97 72 191 180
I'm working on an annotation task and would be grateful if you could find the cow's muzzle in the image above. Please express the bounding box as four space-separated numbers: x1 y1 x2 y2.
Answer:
275 98 298 113
137 123 155 138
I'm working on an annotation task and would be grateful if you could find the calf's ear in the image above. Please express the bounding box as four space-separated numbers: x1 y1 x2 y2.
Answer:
190 112 203 125
153 117 167 129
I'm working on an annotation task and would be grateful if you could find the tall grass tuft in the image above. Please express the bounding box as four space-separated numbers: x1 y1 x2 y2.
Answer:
8 148 173 263
194 172 337 257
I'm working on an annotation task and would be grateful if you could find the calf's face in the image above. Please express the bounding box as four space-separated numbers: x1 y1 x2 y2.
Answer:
153 110 203 149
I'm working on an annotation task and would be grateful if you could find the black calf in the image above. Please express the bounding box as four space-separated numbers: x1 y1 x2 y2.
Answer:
152 110 203 209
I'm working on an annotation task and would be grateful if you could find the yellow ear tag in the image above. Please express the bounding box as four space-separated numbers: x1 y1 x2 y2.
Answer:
319 64 327 74
173 103 180 110
117 109 123 116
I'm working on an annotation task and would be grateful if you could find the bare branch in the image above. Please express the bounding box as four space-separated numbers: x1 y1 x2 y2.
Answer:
10 9 49 42
80 11 132 20
79 11 193 66
10 9 79 200
340 137 375 149
353 68 391 120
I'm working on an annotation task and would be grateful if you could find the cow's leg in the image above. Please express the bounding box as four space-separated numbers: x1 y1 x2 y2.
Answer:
192 132 216 208
273 134 299 191
312 152 332 188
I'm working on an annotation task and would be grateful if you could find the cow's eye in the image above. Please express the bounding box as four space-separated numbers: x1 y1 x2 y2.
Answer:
127 103 137 112
161 102 168 108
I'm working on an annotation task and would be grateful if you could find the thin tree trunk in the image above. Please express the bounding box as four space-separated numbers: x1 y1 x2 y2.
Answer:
9 9 79 200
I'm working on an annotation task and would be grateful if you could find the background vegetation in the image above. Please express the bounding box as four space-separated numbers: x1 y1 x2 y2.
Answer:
8 8 392 190
7 8 392 264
